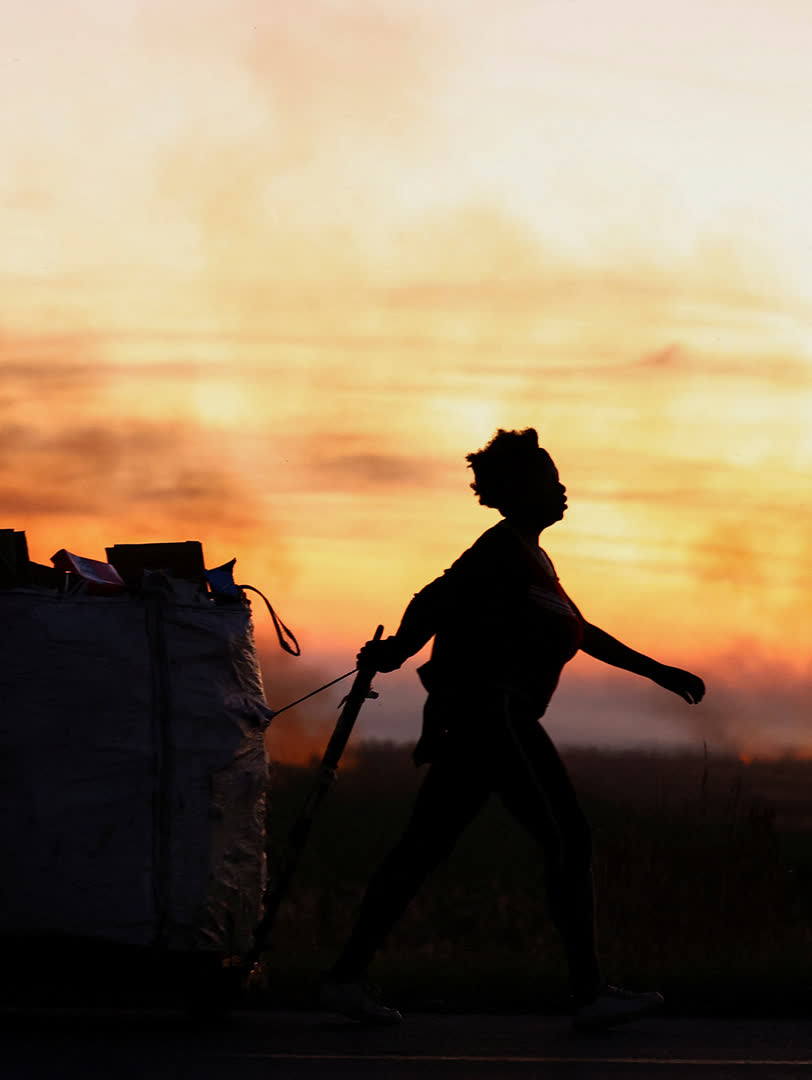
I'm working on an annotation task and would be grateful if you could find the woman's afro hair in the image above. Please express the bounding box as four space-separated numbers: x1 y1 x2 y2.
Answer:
465 427 542 511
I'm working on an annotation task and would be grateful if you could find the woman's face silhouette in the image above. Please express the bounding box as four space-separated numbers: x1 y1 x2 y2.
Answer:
514 449 567 528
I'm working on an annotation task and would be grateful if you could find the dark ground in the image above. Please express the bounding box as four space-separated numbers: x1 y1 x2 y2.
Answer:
3 1008 812 1079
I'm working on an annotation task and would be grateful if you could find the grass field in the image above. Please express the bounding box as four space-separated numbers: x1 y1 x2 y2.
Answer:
259 741 812 1015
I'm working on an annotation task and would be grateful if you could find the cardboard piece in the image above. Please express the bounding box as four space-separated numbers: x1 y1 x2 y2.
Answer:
0 530 29 588
106 542 206 585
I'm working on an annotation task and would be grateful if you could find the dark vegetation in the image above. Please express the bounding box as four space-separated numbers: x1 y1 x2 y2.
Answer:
260 742 812 1015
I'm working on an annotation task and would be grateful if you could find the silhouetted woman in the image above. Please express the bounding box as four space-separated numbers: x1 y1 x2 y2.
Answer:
321 428 705 1028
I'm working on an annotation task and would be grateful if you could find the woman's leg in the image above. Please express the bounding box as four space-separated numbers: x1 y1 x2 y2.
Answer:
494 702 602 1004
330 735 492 982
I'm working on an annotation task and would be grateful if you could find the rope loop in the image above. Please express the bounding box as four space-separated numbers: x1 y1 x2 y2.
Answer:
239 583 301 656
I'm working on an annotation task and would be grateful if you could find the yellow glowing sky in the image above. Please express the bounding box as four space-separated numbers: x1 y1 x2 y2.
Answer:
3 1 811 755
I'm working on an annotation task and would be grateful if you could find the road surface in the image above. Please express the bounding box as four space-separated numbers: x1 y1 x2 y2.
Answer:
3 1008 811 1078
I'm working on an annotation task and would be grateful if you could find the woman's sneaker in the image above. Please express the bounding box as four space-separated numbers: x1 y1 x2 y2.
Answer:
319 977 403 1025
573 985 664 1031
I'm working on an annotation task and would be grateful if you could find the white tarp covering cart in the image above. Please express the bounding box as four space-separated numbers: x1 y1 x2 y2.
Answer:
0 542 282 1007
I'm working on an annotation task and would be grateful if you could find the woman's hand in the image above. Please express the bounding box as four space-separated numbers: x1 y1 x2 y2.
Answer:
653 665 706 704
356 636 404 673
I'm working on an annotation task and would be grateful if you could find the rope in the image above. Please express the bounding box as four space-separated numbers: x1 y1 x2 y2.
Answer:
271 668 357 717
239 583 301 656
237 578 366 716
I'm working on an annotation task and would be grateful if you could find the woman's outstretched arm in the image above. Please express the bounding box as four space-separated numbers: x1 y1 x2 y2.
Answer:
580 622 706 704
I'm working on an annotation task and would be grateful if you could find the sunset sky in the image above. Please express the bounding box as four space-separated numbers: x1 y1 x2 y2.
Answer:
3 0 811 759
